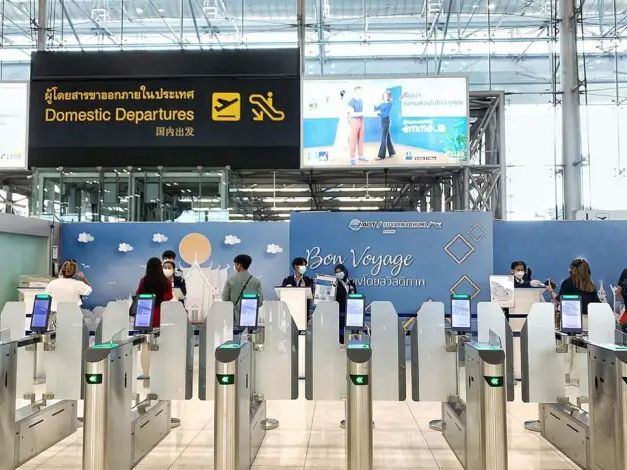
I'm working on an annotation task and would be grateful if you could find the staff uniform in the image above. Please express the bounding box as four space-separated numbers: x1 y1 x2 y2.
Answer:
617 269 627 304
558 277 600 315
375 101 396 159
281 274 314 289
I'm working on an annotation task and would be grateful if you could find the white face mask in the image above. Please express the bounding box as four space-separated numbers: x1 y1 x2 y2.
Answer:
297 265 307 275
336 272 346 280
163 269 174 278
514 271 525 280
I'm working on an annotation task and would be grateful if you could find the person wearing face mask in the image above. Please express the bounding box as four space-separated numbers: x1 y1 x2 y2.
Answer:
334 264 357 342
222 254 264 320
511 261 531 288
163 260 186 302
282 257 314 289
162 250 187 297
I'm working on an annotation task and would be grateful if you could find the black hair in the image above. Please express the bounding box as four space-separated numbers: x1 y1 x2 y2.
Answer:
292 257 308 268
511 260 532 282
234 254 252 270
335 263 349 276
162 250 176 261
142 257 168 303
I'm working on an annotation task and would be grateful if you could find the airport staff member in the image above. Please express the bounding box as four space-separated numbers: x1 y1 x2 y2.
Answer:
511 260 531 288
282 257 314 289
163 260 186 302
335 264 357 342
547 258 600 315
162 250 187 297
222 254 264 320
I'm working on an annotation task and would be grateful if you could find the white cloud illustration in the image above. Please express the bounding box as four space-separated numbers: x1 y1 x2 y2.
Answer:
118 243 134 253
266 243 283 254
152 233 168 243
78 232 95 243
224 235 241 245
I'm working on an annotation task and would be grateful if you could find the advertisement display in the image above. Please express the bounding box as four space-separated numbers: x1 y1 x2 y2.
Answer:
302 76 468 168
290 212 492 313
29 49 300 169
0 82 28 169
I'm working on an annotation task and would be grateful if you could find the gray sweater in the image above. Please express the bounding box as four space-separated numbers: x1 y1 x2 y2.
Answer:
222 270 264 314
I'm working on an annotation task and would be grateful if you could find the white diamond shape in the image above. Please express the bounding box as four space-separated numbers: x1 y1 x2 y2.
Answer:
450 275 481 299
468 223 487 242
444 234 475 265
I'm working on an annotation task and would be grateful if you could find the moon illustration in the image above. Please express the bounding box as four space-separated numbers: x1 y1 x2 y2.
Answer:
179 233 212 265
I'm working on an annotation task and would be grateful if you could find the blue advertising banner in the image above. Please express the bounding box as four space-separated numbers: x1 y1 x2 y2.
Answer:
290 212 493 314
494 220 627 295
302 77 468 168
61 222 289 308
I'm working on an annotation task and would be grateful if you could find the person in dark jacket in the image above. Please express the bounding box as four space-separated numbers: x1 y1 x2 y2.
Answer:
335 263 357 342
615 268 627 306
282 257 314 289
548 258 600 315
511 260 532 288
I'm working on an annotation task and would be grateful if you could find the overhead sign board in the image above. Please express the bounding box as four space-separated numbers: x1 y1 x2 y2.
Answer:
0 82 28 170
28 49 300 169
302 76 468 168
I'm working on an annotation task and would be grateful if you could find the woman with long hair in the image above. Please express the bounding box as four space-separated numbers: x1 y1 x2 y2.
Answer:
136 257 173 380
548 258 600 315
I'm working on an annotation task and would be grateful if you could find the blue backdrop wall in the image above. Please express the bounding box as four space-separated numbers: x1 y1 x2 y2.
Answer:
493 220 627 293
61 222 289 308
290 212 493 314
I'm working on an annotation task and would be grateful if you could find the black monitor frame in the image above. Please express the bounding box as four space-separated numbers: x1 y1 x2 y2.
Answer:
30 294 52 333
133 294 156 333
345 293 366 330
560 294 583 335
238 293 260 329
450 293 472 333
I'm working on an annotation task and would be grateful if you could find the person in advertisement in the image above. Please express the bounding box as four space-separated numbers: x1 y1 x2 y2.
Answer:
375 90 397 160
347 87 367 165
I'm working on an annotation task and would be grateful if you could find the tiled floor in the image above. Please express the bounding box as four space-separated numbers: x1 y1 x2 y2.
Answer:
17 382 580 470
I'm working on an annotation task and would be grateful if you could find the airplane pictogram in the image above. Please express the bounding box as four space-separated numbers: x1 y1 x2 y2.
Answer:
212 92 241 121
249 92 285 122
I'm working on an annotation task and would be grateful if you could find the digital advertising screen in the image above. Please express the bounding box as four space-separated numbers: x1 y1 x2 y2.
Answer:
239 296 259 328
302 76 468 168
0 82 28 170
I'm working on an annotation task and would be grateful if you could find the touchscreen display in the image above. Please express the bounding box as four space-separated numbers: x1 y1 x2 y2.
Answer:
134 297 155 329
561 296 582 333
31 295 51 331
239 297 259 328
451 295 471 331
345 296 365 328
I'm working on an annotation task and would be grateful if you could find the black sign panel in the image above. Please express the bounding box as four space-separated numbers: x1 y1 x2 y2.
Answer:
28 49 300 169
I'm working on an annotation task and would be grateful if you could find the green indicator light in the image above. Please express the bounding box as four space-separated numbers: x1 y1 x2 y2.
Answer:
348 293 364 299
35 294 51 299
485 376 504 387
85 374 103 385
92 342 119 350
219 343 241 349
350 374 368 386
347 343 369 349
562 295 580 300
242 293 257 299
216 374 235 385
138 294 155 299
452 294 470 299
